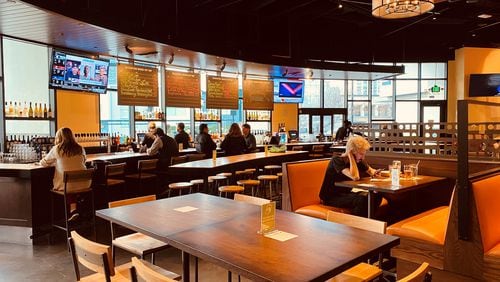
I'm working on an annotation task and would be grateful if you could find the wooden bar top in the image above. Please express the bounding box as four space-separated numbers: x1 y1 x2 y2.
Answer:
85 152 148 163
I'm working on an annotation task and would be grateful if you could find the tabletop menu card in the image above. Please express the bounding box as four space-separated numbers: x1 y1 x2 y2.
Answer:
117 64 158 106
243 79 274 110
260 201 276 234
165 71 201 108
206 76 239 109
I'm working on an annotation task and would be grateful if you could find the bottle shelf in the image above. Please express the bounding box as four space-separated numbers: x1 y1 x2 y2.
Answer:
246 119 271 122
194 119 221 122
135 119 165 122
5 117 55 121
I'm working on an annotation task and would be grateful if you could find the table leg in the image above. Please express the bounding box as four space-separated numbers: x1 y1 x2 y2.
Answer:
182 251 190 282
367 191 374 219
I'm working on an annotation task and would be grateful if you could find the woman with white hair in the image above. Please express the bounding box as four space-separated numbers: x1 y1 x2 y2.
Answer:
319 136 381 217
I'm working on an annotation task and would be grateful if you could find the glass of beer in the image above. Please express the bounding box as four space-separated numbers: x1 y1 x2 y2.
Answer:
403 165 413 179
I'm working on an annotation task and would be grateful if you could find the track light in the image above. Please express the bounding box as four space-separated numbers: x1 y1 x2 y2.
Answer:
338 0 343 9
167 53 174 64
307 70 314 78
220 59 226 71
282 68 288 77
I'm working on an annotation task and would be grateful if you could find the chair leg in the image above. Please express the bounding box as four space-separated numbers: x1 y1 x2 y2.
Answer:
227 271 232 282
90 191 96 241
63 193 70 252
151 253 155 264
112 245 116 265
49 193 54 244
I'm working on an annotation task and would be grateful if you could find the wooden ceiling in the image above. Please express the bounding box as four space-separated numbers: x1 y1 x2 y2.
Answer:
2 0 500 79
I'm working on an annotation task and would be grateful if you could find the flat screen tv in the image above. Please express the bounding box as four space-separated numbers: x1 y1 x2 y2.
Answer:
469 74 500 97
274 80 304 103
49 50 110 94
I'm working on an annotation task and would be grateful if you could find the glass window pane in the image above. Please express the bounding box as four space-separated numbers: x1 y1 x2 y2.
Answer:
221 100 243 134
422 106 441 123
100 91 131 137
396 80 418 100
421 80 446 100
311 115 320 136
348 80 369 100
395 101 419 123
421 63 446 79
371 80 394 120
397 63 418 79
300 79 320 108
324 80 345 108
348 101 370 123
299 114 309 140
333 115 344 134
166 107 191 137
323 116 332 135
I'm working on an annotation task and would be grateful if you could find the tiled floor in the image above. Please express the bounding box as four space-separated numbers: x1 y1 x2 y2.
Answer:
0 223 250 282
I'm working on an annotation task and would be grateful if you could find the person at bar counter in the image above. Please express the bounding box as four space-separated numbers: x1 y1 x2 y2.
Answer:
335 120 353 142
221 123 247 156
146 128 179 171
39 127 89 221
140 122 157 150
319 136 381 217
242 123 257 152
195 123 217 158
174 122 190 150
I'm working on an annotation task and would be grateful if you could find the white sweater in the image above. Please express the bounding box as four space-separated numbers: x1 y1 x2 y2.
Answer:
40 146 89 192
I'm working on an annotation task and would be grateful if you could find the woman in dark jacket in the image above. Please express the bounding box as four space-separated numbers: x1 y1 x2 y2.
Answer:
221 123 247 156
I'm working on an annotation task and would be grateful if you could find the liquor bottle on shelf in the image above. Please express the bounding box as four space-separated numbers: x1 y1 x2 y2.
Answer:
23 102 28 118
4 102 8 117
43 103 48 118
8 101 14 117
28 102 33 118
48 104 53 118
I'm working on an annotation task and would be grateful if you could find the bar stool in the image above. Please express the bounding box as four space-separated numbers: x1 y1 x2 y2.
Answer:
102 162 126 204
309 145 325 158
125 159 158 197
168 182 193 197
208 175 227 195
190 179 204 193
237 179 260 196
244 168 257 179
257 174 279 200
264 165 281 176
216 172 233 184
50 169 95 245
235 170 253 181
218 185 244 198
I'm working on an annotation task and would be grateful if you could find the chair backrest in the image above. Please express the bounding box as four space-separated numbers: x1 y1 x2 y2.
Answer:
130 257 176 282
285 159 330 211
171 155 188 165
63 169 94 194
69 231 114 281
326 210 387 234
472 173 500 253
109 195 156 208
398 262 431 282
311 145 324 152
105 162 126 178
234 194 271 206
291 146 304 151
138 159 158 172
186 153 205 162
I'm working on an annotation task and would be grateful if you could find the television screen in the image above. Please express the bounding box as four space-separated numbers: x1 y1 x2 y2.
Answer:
50 50 110 94
469 74 500 97
274 80 304 103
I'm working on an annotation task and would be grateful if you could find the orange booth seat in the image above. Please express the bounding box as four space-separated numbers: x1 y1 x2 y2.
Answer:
472 173 500 280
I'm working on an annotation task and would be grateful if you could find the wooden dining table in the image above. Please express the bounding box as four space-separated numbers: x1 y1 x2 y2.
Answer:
96 193 400 282
336 175 447 218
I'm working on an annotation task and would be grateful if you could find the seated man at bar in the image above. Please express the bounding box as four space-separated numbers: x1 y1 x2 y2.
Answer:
195 123 216 158
221 123 247 156
174 122 190 150
335 120 353 141
242 123 257 152
146 128 179 171
319 136 381 217
141 122 157 149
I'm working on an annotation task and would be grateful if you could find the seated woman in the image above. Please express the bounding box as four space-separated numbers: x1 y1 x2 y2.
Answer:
221 123 247 156
319 136 381 217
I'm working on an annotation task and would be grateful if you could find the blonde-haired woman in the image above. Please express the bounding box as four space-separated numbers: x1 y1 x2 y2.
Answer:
40 127 89 220
319 135 380 217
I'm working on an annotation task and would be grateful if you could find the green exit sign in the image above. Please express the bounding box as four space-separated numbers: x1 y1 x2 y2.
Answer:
431 85 441 93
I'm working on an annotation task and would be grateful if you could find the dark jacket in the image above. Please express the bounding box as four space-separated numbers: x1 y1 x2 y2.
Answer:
195 132 216 158
221 135 247 156
175 130 190 149
158 135 179 171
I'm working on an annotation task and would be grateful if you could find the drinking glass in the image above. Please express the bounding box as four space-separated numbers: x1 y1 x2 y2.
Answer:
403 165 413 179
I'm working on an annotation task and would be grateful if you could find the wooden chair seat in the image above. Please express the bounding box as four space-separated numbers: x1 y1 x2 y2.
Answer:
264 165 281 170
113 233 168 256
51 187 92 195
326 262 382 282
218 185 244 193
296 204 350 220
130 257 180 282
79 262 131 282
257 175 279 181
125 173 157 180
208 175 227 182
277 172 283 177
244 168 256 173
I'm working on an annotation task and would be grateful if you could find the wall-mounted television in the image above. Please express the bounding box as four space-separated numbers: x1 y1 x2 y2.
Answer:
469 74 500 97
50 50 110 94
274 80 304 103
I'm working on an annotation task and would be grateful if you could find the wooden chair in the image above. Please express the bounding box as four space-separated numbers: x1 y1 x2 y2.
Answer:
234 194 271 206
125 159 158 196
326 211 387 282
103 162 126 203
108 195 169 264
68 230 130 282
130 257 180 282
51 169 95 244
170 155 188 165
309 145 325 158
399 262 431 282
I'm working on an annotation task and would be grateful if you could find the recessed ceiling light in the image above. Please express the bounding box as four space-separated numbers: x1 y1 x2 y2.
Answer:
478 14 492 19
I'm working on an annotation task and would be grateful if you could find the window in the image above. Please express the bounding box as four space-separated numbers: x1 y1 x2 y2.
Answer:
166 107 191 137
396 101 419 123
349 101 370 123
300 79 320 108
348 80 369 100
421 63 446 79
420 80 446 100
396 80 418 100
221 100 243 133
324 80 345 108
397 63 418 79
100 91 131 137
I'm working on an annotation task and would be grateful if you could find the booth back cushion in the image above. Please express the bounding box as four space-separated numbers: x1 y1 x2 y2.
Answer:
286 159 330 211
472 174 500 253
